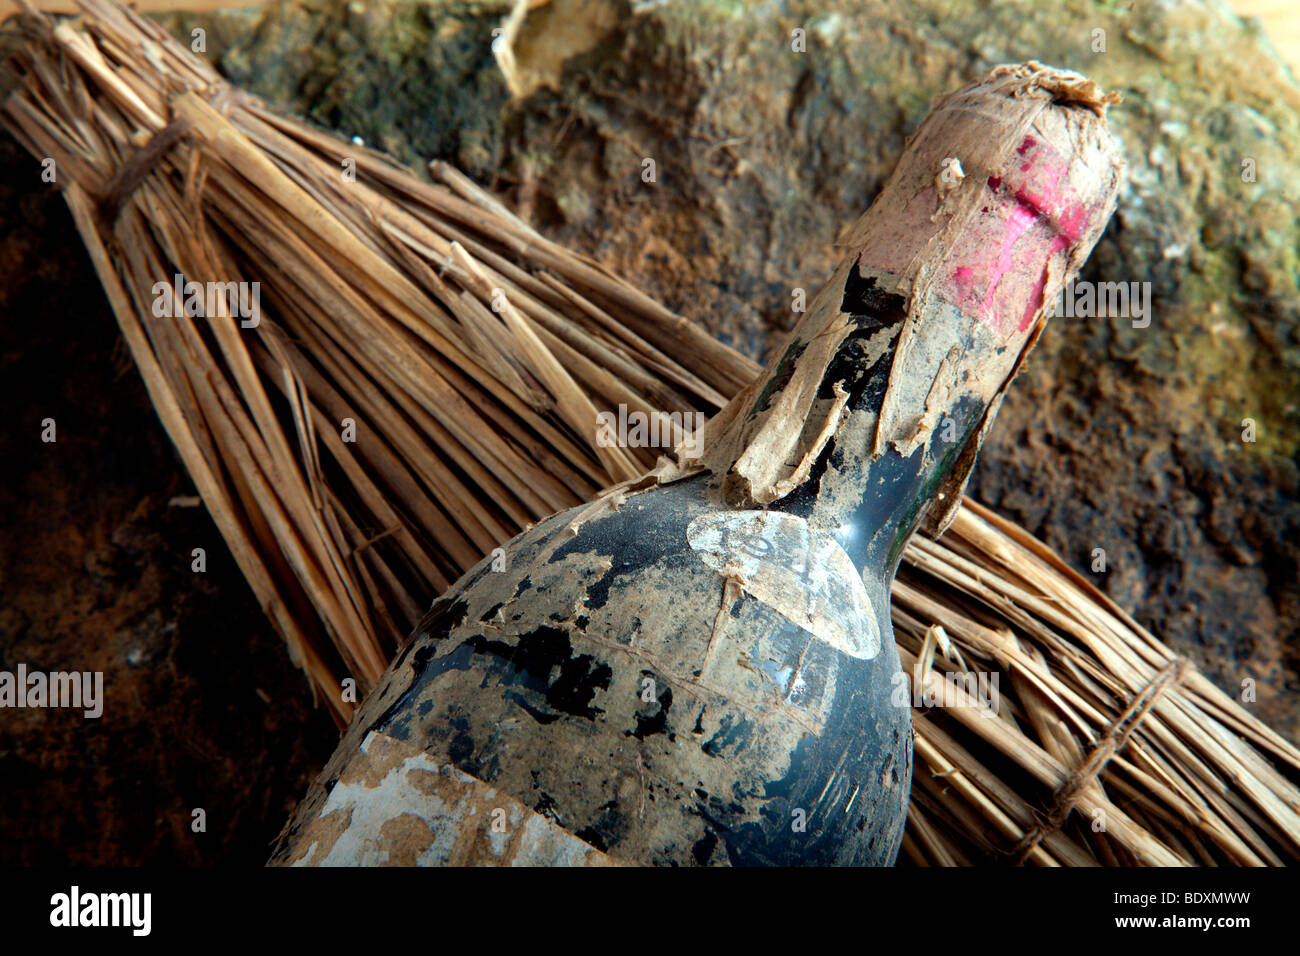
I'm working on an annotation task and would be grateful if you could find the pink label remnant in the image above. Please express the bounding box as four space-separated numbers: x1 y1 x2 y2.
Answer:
947 135 1094 336
857 134 1103 342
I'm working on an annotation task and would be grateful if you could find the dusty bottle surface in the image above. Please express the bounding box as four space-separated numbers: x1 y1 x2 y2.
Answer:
271 62 1124 866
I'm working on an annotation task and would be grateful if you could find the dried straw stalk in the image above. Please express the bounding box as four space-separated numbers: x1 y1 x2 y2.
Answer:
4 0 1297 866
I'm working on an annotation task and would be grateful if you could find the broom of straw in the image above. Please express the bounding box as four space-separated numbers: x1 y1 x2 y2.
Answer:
4 0 1297 866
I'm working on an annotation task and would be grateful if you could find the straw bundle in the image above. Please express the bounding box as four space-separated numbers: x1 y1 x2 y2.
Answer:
2 0 751 720
4 0 1297 866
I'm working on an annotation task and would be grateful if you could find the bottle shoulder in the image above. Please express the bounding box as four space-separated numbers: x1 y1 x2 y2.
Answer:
339 473 910 864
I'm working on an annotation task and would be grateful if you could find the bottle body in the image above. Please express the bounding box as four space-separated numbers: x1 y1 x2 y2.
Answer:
273 473 911 865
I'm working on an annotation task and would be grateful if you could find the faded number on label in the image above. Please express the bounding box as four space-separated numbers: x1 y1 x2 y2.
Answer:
686 511 880 661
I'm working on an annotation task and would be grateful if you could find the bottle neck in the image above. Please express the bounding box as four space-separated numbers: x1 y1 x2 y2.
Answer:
684 65 1122 581
709 261 993 580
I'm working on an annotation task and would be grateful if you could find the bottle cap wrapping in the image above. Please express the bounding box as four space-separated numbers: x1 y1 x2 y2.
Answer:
853 61 1123 343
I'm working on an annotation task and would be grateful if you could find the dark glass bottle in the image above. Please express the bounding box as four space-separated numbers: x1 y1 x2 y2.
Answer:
271 63 1123 867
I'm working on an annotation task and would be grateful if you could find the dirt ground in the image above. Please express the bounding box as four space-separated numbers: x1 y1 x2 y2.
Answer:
0 134 337 864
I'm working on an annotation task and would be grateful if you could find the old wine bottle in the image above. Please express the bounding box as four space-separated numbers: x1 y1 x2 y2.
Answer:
272 63 1123 866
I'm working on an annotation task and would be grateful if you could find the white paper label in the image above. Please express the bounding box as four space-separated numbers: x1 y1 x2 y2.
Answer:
686 511 880 661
